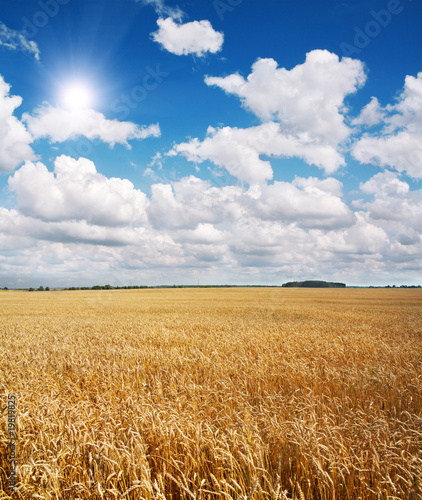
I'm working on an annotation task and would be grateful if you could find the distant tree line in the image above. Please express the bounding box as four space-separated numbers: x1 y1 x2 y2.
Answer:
282 280 346 288
3 282 419 291
66 285 235 290
72 285 150 290
384 285 421 288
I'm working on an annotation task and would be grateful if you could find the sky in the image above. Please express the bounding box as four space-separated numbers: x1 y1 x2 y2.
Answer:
0 0 421 288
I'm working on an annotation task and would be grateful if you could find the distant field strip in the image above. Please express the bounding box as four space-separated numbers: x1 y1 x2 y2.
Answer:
1 288 421 499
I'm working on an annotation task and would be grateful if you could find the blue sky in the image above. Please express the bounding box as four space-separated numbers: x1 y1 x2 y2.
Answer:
0 0 421 287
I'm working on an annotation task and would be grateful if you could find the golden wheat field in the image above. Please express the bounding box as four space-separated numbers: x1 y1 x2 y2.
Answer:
1 288 422 499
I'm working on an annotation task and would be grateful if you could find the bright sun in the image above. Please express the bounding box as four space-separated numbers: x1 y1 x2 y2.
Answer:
61 83 93 110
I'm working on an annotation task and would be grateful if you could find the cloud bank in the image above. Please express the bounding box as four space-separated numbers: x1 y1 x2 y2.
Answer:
1 150 420 287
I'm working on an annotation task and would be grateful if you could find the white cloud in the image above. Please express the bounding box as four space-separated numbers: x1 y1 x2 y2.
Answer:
352 97 385 127
228 219 309 264
1 45 422 287
316 213 388 255
23 105 160 147
0 208 141 248
147 175 241 229
356 171 422 232
0 23 40 60
152 17 223 57
0 168 418 285
174 223 226 244
147 173 355 232
252 177 355 229
143 167 155 177
352 73 422 178
350 171 422 267
8 155 149 227
170 124 274 184
360 170 409 197
172 50 366 180
171 121 347 183
139 0 184 20
205 50 365 147
0 76 34 173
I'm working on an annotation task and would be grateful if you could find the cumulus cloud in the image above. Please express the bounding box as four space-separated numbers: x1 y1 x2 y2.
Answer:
172 50 366 180
0 188 412 286
173 223 226 244
147 171 355 231
147 175 242 229
8 155 149 227
1 160 420 286
355 171 422 232
0 23 40 60
352 97 385 127
252 177 355 229
316 215 388 256
2 44 422 286
352 73 422 178
0 196 405 287
23 105 160 147
0 208 140 248
349 171 422 268
170 125 274 184
171 121 348 184
206 50 365 145
152 17 223 57
360 170 409 197
0 76 34 173
5 155 350 245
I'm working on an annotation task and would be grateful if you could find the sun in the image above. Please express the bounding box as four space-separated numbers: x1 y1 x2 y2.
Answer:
61 83 93 110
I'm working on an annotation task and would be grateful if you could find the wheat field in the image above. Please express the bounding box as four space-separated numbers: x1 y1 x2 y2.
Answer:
1 288 421 499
